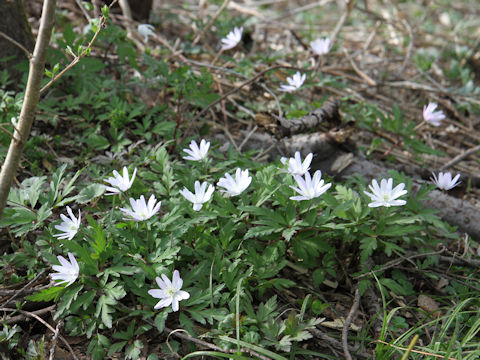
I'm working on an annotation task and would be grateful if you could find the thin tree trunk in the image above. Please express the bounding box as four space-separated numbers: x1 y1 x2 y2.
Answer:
0 0 35 81
0 0 57 219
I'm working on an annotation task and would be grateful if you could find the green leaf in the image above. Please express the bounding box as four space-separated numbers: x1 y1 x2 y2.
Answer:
70 289 96 312
281 227 297 242
101 5 109 19
108 341 127 356
125 340 143 359
312 269 325 288
244 225 278 239
54 284 84 319
26 286 64 302
76 183 106 204
359 237 377 263
154 312 168 333
96 294 116 328
87 215 107 259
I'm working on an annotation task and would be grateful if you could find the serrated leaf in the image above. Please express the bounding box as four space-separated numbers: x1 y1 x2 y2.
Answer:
154 312 168 333
360 237 377 263
96 294 115 328
70 289 96 312
244 226 278 239
54 284 84 319
27 286 64 302
108 341 127 356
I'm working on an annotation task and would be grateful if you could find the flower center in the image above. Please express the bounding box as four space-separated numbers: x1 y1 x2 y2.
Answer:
167 287 176 296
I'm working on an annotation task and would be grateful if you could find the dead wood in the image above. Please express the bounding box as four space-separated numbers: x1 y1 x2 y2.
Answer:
274 99 342 137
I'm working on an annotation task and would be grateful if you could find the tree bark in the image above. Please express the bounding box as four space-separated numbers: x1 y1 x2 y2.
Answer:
0 0 34 82
0 0 57 219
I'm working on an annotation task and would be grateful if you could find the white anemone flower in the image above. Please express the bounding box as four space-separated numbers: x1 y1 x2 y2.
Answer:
364 178 407 208
138 24 155 42
221 26 243 50
51 252 79 287
217 168 252 197
53 206 81 240
423 102 445 126
148 270 190 312
120 195 161 221
290 170 331 200
280 152 313 176
183 139 210 161
179 181 215 211
104 167 137 195
278 71 306 92
310 37 331 56
431 172 461 191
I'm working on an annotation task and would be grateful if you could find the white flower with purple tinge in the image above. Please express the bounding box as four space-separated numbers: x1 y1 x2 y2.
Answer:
104 167 137 195
148 270 190 312
364 178 407 208
423 102 445 126
290 170 331 201
310 37 331 55
180 181 215 211
431 172 461 191
120 195 161 221
278 71 306 92
53 206 81 240
221 26 243 50
51 252 79 287
183 139 210 161
280 152 313 176
138 24 155 42
217 168 252 197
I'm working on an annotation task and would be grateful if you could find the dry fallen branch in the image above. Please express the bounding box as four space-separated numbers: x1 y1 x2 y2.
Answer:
274 99 342 137
342 288 360 360
1 306 78 360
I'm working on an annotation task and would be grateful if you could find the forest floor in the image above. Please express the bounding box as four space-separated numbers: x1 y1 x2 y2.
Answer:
1 0 480 359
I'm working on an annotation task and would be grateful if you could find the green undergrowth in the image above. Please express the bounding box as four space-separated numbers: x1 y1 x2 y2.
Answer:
1 3 480 359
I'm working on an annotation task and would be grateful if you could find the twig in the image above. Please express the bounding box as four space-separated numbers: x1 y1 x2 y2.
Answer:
310 327 371 359
329 0 354 48
39 0 119 95
192 65 287 124
49 320 63 360
182 64 291 142
396 18 413 77
353 248 446 279
439 144 480 171
74 0 92 21
342 288 360 360
1 269 46 308
238 125 258 152
0 31 31 58
153 33 188 62
3 305 55 325
193 0 231 45
343 48 377 86
1 307 78 360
